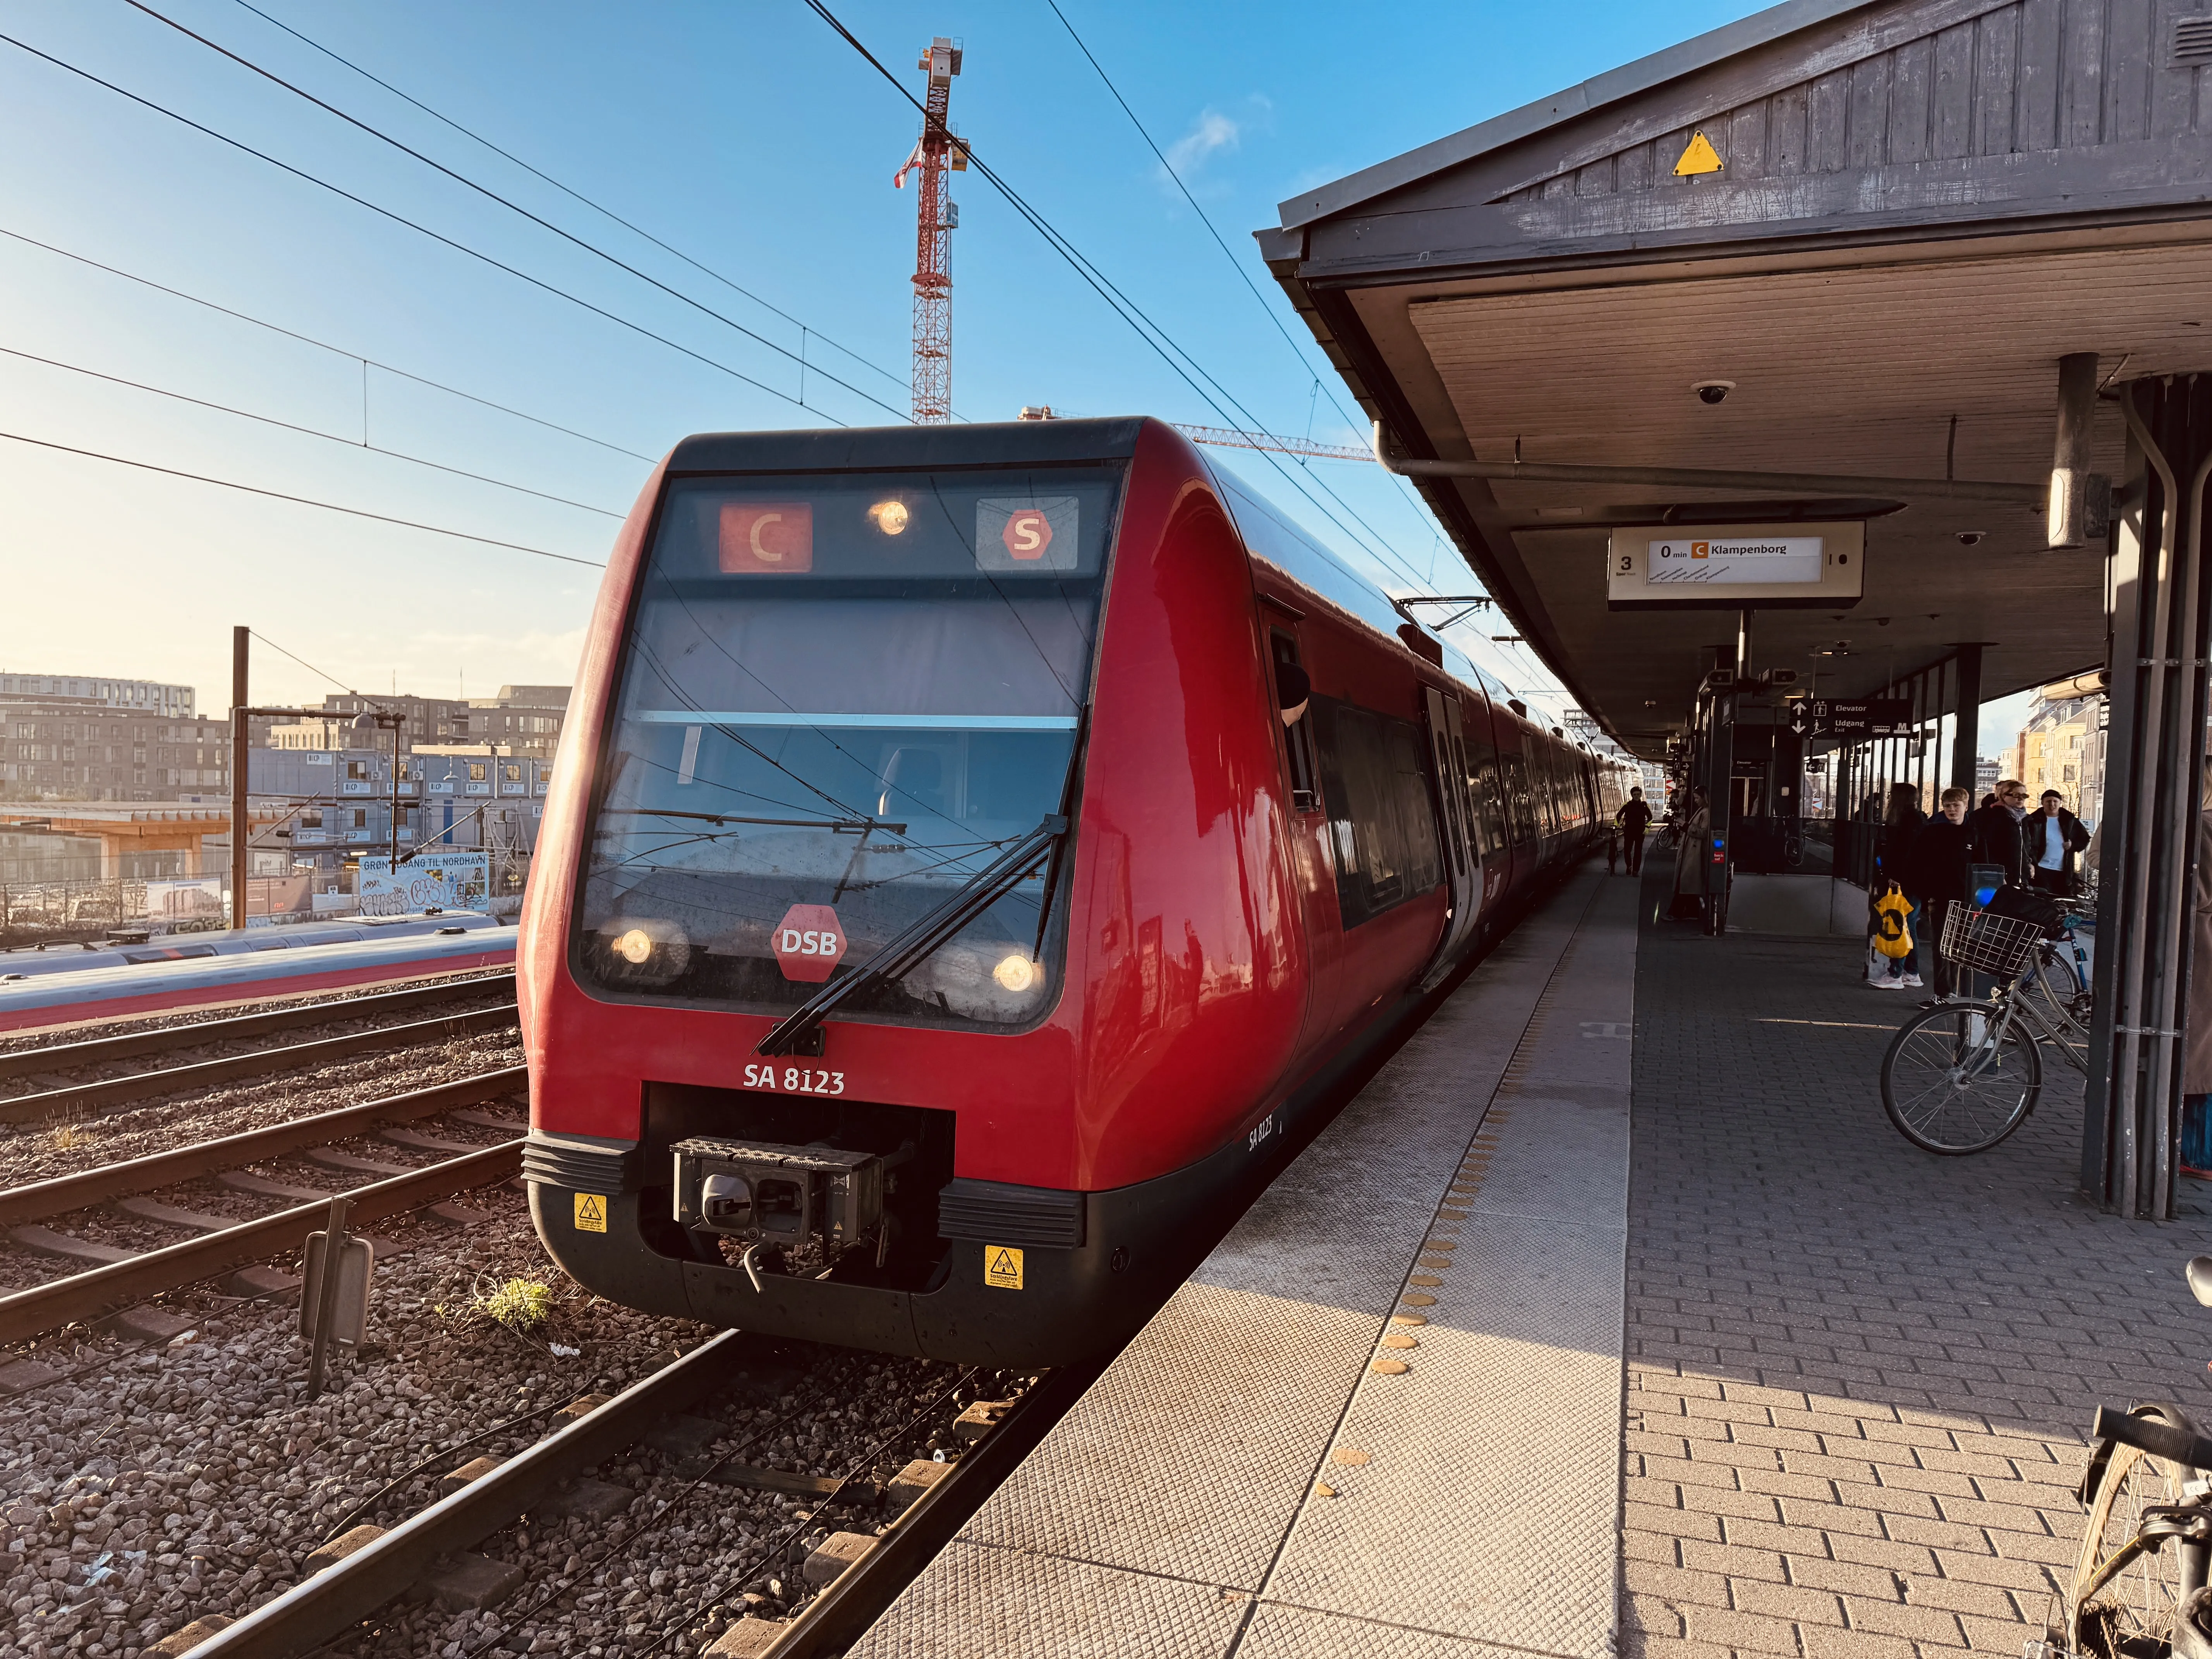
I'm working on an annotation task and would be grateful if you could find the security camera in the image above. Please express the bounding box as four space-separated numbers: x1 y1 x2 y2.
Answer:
1956 530 1986 546
1693 380 1735 405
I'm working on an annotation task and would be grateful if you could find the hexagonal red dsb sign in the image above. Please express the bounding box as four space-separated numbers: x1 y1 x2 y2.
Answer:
1001 508 1054 561
772 904 848 983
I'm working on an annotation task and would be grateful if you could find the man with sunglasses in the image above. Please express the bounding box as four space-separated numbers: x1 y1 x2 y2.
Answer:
1967 778 2034 890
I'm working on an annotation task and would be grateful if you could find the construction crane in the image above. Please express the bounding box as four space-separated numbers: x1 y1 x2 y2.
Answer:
1172 423 1371 462
894 38 967 424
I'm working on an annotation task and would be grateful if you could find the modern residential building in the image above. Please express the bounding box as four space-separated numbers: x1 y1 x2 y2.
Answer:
2010 675 2107 823
0 699 233 803
246 745 553 874
0 673 194 715
263 686 568 759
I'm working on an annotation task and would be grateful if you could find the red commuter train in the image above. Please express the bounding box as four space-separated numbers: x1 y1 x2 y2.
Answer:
520 417 1627 1366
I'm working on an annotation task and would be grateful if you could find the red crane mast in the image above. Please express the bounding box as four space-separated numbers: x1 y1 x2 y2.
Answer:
893 37 965 424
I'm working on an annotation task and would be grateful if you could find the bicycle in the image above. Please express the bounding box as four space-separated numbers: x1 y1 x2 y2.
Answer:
2045 1256 2212 1659
1877 901 2091 1154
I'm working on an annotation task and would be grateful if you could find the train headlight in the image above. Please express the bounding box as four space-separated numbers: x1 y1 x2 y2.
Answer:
613 927 654 965
993 952 1037 992
868 499 910 536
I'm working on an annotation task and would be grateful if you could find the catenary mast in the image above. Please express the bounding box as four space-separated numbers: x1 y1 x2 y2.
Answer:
894 37 965 424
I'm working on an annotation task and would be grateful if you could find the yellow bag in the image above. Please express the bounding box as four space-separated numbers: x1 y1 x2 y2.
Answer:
1873 883 1913 959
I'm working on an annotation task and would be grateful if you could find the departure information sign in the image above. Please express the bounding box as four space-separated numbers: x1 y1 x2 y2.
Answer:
1606 520 1865 609
1647 535 1824 584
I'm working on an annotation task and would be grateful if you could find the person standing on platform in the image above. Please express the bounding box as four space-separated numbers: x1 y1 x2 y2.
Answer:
1869 784 1927 989
2183 766 2212 1177
2024 789 2092 896
1616 787 1653 876
1671 787 1711 920
1911 787 1975 1003
1970 778 2032 889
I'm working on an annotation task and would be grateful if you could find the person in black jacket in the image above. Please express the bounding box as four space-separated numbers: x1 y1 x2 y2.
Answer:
1913 786 1976 1000
1968 778 2032 889
1616 788 1653 876
2023 789 2093 895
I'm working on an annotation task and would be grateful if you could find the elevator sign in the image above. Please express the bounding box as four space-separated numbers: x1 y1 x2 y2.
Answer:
1606 520 1865 610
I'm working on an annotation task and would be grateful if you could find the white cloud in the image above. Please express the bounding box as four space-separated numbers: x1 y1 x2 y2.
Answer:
1163 108 1244 184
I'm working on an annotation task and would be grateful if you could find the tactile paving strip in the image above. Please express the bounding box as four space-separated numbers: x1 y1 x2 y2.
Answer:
1253 881 1633 1659
856 1539 1247 1659
849 873 1632 1659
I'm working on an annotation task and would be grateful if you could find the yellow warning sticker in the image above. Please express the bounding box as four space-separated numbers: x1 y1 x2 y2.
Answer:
1673 129 1723 177
574 1192 608 1233
984 1245 1024 1291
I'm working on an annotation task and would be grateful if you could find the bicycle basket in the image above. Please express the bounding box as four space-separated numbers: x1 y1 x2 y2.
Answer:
1941 905 2044 978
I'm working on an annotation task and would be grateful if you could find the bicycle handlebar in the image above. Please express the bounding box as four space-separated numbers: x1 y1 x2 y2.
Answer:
2094 1406 2212 1473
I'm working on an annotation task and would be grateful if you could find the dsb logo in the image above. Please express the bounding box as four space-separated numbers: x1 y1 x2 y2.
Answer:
772 903 847 983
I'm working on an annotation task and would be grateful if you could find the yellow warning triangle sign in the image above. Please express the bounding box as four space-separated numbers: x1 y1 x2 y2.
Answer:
1673 130 1723 177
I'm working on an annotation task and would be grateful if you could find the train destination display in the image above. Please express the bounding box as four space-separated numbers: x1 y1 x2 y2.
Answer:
1606 520 1865 609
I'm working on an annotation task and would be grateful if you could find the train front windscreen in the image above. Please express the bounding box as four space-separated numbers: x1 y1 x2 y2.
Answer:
574 464 1123 1030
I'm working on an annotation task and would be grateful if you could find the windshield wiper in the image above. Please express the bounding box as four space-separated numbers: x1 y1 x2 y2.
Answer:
756 814 1067 1057
604 807 906 835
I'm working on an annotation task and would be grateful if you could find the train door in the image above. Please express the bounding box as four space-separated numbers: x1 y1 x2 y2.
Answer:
1418 686 1483 988
1265 620 1343 1062
1460 698 1509 919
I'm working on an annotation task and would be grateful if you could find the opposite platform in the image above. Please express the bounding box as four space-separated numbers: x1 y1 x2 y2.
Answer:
855 866 1637 1659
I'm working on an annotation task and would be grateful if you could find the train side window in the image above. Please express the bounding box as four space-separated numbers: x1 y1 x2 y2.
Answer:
1269 631 1318 812
1501 749 1535 847
1312 699 1443 927
1463 733 1506 860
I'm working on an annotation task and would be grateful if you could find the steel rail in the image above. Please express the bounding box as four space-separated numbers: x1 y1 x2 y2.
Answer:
189 1331 755 1659
757 1357 1104 1659
0 1139 520 1345
0 1066 525 1227
0 1003 518 1125
0 970 516 1081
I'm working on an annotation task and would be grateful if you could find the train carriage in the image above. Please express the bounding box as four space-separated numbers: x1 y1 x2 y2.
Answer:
521 416 1626 1366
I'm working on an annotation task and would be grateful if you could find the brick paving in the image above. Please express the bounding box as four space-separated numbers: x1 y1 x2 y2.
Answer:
1624 870 2212 1659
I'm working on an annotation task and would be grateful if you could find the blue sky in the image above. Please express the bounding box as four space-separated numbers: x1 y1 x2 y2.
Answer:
0 0 1802 726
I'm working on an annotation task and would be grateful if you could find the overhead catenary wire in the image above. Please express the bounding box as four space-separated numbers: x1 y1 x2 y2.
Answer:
0 342 626 517
1042 0 1465 590
0 27 852 426
1036 4 1544 685
0 429 605 568
797 0 1440 604
0 224 656 464
120 0 909 425
250 630 359 697
223 0 923 410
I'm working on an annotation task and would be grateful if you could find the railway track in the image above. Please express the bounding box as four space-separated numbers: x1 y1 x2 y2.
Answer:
0 997 520 1127
0 1068 527 1347
0 970 517 1082
174 1335 1092 1659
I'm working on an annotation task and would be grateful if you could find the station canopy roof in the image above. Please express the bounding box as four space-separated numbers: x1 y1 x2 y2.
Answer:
1260 0 2212 756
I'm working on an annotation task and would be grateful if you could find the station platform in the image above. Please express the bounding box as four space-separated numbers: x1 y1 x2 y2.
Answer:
859 859 2212 1659
858 866 1635 1657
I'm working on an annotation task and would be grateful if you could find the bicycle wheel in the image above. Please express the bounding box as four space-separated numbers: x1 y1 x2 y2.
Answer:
1880 1000 2042 1154
2023 946 2087 1038
2069 1405 2199 1658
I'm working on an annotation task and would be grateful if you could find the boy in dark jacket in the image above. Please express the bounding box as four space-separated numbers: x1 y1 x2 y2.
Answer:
1914 787 1976 1001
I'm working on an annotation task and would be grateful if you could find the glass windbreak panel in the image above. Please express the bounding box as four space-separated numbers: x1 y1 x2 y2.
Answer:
576 466 1122 1029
